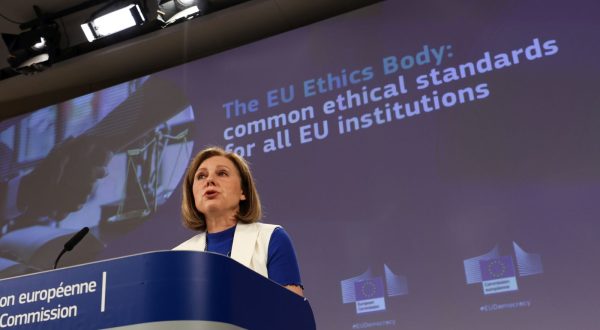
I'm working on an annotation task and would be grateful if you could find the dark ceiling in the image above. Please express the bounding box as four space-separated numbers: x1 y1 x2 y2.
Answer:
0 0 380 120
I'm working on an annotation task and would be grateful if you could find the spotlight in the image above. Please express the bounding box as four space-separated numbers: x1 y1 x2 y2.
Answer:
157 0 208 26
1 23 60 74
81 2 146 42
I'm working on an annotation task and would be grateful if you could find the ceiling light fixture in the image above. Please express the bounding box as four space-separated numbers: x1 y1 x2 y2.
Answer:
81 2 146 42
157 0 208 27
1 22 60 74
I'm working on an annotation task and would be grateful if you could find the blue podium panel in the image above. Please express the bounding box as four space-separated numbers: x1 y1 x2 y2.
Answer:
0 251 316 330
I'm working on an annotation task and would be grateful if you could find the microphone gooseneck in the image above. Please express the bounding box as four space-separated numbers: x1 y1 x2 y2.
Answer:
53 227 90 269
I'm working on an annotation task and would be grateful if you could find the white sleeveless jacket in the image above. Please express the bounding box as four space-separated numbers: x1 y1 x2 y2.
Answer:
173 222 280 278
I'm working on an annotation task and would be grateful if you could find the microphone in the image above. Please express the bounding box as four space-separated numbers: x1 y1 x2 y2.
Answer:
53 227 90 269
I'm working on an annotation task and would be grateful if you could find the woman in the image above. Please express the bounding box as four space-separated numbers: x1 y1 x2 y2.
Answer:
174 147 304 296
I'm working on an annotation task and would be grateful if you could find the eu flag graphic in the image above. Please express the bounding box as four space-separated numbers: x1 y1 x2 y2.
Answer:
340 265 408 315
479 256 518 295
463 243 543 296
354 277 385 300
353 277 386 313
480 256 516 281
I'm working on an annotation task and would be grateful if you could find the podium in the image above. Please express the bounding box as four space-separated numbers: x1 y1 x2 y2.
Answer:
0 251 316 329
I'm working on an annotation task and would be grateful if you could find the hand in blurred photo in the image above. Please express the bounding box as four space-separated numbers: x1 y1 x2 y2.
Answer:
17 135 113 220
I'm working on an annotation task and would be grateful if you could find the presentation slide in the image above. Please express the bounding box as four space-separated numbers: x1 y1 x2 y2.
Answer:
1 0 599 328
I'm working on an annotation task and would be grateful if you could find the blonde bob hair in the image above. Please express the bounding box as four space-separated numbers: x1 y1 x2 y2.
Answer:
181 146 262 231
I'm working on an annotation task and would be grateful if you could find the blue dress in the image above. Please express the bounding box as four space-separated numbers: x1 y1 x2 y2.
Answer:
205 225 303 288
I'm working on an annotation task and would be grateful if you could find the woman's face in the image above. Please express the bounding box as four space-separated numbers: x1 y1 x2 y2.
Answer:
192 155 246 218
